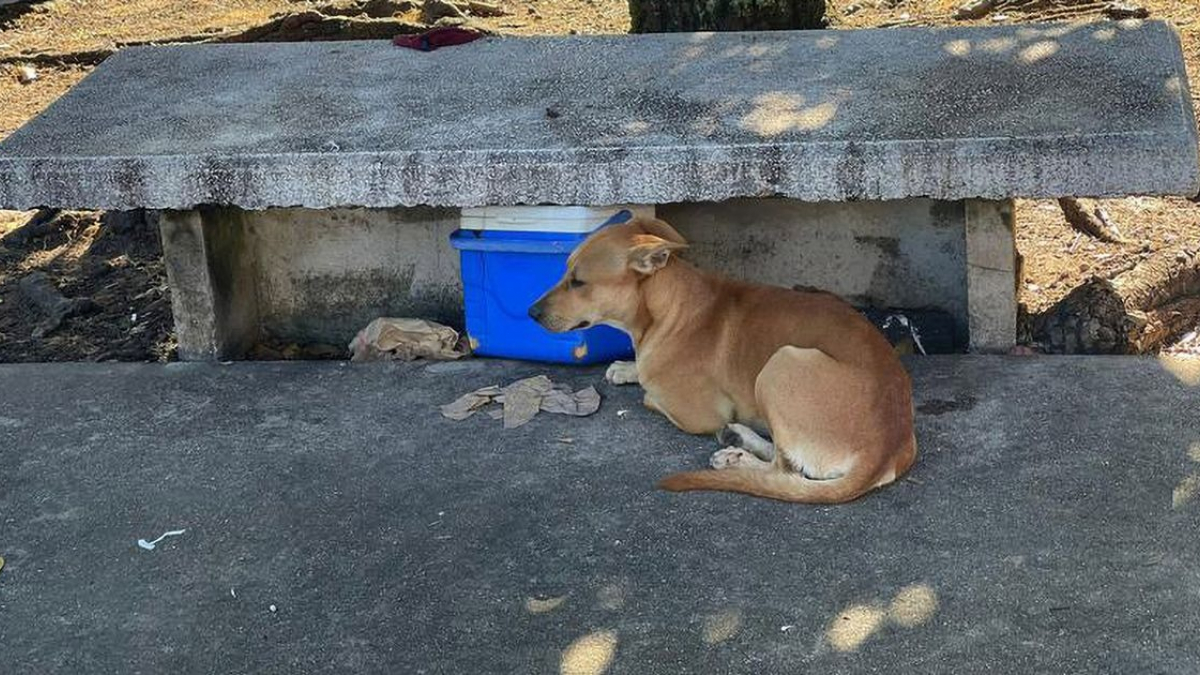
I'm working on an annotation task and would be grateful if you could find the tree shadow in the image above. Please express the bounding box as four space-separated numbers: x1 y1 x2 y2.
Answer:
0 0 48 31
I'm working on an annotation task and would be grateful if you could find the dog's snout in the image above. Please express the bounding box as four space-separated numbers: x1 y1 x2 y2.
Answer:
528 302 545 322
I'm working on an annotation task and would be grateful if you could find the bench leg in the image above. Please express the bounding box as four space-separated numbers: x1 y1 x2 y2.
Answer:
159 208 261 361
964 199 1017 353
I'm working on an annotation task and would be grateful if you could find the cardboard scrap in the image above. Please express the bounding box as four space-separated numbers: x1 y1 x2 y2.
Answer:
349 318 470 362
441 375 601 428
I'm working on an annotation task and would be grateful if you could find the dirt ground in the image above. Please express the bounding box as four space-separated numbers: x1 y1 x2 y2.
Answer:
0 210 173 361
1 0 1198 361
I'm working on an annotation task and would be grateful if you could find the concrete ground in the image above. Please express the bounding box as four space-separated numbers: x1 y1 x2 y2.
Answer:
1 357 1198 674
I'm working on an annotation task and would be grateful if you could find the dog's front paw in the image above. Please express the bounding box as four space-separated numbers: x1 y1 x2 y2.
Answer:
605 360 639 386
710 447 756 470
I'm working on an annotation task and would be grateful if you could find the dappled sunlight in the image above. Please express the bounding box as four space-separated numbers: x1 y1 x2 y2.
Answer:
944 39 971 57
740 93 839 137
717 41 787 58
1093 27 1117 42
596 582 627 611
1015 24 1077 40
1018 40 1059 64
621 120 650 135
815 35 839 50
794 102 838 130
940 20 1087 65
560 630 617 675
1175 443 1200 510
1173 475 1200 509
525 595 567 614
1158 355 1200 387
826 583 940 652
886 584 938 628
826 604 887 652
701 608 743 645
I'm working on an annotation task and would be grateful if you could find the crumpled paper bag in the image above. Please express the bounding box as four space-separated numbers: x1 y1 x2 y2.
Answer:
441 375 601 428
349 318 470 362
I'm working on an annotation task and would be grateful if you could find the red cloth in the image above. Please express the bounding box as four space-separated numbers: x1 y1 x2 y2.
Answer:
393 26 487 52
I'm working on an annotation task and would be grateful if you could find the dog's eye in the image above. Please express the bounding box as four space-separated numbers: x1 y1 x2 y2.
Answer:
568 276 586 289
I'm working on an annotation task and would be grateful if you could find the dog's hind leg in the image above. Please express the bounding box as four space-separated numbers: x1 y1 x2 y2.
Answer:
718 423 775 461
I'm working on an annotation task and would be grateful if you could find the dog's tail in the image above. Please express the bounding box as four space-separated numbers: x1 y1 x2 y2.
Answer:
657 454 894 505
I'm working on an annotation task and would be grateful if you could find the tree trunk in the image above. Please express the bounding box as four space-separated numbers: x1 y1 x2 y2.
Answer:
628 0 825 32
1033 245 1200 353
1057 197 1126 243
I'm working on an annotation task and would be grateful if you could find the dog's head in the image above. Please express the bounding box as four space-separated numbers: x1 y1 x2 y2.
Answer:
528 216 688 333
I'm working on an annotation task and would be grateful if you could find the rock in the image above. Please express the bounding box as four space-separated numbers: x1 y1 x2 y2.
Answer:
1103 3 1149 20
17 65 37 84
422 0 465 22
953 0 994 20
465 1 508 17
361 0 417 17
18 272 99 338
843 3 862 15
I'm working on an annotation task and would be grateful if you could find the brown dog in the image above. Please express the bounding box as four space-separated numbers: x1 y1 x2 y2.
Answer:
528 216 916 503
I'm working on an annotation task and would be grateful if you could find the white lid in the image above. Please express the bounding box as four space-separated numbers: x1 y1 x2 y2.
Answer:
460 204 656 233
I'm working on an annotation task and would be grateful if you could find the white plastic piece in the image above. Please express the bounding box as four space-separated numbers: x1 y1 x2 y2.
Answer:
459 205 656 233
137 529 186 550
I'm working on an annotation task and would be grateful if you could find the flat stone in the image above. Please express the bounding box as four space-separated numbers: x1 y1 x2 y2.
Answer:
2 357 1200 672
0 21 1196 209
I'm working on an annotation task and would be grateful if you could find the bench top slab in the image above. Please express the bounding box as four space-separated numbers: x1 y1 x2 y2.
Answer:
1 21 1197 209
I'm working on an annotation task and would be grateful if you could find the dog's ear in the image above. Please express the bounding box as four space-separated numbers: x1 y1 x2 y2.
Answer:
628 234 687 274
633 217 688 246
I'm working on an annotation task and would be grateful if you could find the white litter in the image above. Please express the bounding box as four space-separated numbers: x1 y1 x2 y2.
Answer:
137 529 186 550
231 588 237 598
270 604 278 613
780 625 796 633
882 314 927 356
617 409 630 418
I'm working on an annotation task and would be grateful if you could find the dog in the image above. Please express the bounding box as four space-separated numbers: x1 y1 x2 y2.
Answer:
528 216 916 503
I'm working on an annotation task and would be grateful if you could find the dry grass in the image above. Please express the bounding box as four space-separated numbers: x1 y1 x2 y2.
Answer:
0 63 87 139
0 0 311 55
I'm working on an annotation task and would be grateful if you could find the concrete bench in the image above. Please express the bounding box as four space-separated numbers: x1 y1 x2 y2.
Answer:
1 21 1196 358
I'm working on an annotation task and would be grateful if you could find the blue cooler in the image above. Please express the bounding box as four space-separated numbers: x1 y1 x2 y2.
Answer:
449 206 649 364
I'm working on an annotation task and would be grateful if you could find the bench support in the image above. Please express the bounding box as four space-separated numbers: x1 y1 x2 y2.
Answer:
965 199 1017 353
160 208 261 361
160 199 1016 361
160 206 462 360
